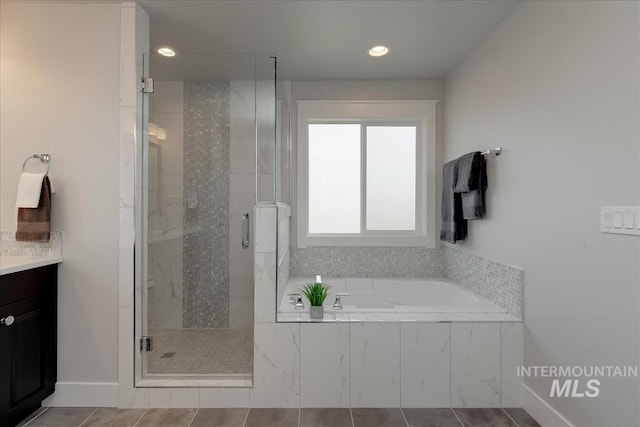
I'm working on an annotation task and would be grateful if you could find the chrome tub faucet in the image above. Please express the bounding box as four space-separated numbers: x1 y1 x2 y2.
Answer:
333 293 350 310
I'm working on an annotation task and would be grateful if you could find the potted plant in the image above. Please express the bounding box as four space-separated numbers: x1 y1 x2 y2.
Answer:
300 282 331 320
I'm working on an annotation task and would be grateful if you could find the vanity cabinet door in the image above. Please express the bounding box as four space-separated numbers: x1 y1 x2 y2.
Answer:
0 265 57 427
5 298 45 400
0 301 11 427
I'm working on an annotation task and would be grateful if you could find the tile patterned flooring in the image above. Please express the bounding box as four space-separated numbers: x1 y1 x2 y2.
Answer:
19 407 541 427
147 328 253 376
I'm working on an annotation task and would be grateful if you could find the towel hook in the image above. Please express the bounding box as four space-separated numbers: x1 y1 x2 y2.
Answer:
22 154 50 176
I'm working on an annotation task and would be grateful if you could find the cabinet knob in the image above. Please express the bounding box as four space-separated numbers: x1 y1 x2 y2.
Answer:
1 316 14 326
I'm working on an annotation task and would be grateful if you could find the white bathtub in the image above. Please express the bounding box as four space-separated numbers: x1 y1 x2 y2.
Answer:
279 278 518 322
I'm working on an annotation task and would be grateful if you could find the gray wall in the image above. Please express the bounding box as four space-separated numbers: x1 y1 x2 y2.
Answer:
0 2 121 384
444 2 639 425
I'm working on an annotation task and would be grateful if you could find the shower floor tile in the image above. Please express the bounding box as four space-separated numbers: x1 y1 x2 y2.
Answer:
146 328 253 376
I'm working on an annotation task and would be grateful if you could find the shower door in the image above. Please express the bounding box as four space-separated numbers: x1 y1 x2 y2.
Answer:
135 53 276 384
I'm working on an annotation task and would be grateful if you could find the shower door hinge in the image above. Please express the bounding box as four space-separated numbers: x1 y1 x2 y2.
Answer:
140 77 154 93
140 336 153 352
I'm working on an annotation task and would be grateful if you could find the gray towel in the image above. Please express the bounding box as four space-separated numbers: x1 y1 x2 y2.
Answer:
453 152 480 193
440 160 467 243
454 152 487 219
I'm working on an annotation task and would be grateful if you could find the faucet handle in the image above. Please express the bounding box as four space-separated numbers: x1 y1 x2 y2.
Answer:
288 293 304 309
288 293 300 302
333 293 349 310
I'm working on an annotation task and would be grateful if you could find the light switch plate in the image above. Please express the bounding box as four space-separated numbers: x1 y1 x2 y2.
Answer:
613 212 623 228
601 206 640 236
623 211 635 229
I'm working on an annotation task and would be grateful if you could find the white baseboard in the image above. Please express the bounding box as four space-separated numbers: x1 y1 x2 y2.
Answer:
43 382 118 407
521 383 574 427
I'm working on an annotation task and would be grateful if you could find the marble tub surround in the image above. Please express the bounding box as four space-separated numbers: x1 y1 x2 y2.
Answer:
442 246 523 318
254 204 278 324
259 211 523 408
249 320 522 408
0 230 62 257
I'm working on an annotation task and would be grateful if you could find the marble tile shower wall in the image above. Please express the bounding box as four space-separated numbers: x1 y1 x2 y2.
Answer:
147 81 184 330
290 246 442 278
442 246 523 318
148 238 183 329
0 230 63 257
229 81 257 330
183 81 230 328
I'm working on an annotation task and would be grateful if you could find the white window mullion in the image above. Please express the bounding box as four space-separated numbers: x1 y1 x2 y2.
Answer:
415 123 424 235
361 123 367 236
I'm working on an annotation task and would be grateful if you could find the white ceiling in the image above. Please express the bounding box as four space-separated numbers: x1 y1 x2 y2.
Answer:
141 0 519 81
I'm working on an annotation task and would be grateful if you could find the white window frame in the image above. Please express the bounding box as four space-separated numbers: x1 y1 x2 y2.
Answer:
296 100 437 248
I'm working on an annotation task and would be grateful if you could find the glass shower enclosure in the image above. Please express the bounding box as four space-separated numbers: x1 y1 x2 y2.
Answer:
135 53 276 385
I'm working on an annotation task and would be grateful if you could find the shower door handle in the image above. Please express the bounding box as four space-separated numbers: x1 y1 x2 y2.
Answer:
242 213 250 249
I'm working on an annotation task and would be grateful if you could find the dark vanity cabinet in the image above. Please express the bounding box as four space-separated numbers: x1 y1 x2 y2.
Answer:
0 265 57 427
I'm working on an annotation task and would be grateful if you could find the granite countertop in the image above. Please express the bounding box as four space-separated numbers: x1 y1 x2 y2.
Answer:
0 255 63 276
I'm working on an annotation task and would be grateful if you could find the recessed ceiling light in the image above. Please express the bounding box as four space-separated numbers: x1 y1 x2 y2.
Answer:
157 46 177 57
368 45 389 57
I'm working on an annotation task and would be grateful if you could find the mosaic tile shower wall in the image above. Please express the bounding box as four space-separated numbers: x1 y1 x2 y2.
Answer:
290 246 442 278
441 245 523 318
183 81 230 328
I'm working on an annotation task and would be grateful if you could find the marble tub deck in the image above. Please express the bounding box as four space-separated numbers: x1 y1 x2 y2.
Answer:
277 311 521 323
19 407 541 427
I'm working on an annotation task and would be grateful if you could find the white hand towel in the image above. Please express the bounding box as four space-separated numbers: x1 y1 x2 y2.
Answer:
16 172 46 208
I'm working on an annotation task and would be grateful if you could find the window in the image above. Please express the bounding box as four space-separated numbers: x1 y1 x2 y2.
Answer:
297 101 437 247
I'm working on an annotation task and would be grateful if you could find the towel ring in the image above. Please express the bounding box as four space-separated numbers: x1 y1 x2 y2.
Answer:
22 154 50 176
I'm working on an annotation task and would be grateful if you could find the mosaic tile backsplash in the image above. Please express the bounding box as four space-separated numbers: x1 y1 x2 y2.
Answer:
182 81 231 328
0 230 63 257
290 246 443 278
441 246 523 318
